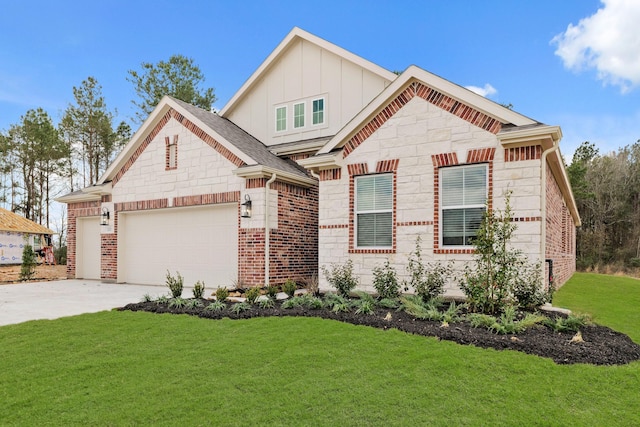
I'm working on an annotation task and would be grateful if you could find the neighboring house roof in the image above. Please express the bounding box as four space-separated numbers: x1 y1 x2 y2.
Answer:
219 27 397 117
0 208 54 235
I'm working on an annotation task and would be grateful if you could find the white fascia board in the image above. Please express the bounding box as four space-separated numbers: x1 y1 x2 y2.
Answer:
233 165 317 187
318 65 537 155
296 152 341 171
497 125 562 147
219 27 396 117
82 182 113 196
54 191 101 204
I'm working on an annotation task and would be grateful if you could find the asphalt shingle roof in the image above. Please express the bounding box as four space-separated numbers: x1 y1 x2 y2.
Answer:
170 97 309 178
0 208 54 235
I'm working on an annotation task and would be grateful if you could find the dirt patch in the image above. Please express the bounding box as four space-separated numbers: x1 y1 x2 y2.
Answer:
0 264 67 284
120 300 640 366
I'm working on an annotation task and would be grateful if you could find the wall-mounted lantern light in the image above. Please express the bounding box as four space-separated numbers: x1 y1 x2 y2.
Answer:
241 194 252 218
100 207 110 226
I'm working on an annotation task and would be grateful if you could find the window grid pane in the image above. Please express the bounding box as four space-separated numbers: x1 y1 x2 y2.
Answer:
313 99 324 125
294 103 305 128
356 174 393 248
441 165 487 247
276 107 286 131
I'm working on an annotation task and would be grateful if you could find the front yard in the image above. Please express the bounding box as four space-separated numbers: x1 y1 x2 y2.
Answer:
0 273 639 425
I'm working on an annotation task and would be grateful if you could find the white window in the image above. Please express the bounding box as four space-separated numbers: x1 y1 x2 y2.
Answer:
294 102 305 128
355 174 393 247
276 106 287 132
312 98 324 125
440 164 487 246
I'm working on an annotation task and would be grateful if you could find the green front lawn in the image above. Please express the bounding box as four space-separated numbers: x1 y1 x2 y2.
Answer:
0 273 639 425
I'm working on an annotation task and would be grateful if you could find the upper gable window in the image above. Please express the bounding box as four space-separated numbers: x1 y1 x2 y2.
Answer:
165 135 178 170
440 164 487 246
294 102 305 128
276 106 287 132
312 98 324 125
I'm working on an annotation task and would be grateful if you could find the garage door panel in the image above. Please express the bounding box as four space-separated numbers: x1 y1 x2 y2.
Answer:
118 205 238 287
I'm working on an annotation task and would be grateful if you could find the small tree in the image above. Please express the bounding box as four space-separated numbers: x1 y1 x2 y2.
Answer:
460 192 550 314
20 244 37 281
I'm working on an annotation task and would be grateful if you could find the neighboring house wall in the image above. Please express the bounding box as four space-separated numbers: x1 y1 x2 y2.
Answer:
317 89 555 295
226 38 392 146
545 164 576 287
0 232 29 264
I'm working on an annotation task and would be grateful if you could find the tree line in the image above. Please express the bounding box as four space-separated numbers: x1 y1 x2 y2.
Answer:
568 140 640 270
0 54 216 237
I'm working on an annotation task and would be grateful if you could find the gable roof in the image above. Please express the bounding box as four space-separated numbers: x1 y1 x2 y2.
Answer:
97 96 315 188
0 208 54 235
219 27 397 117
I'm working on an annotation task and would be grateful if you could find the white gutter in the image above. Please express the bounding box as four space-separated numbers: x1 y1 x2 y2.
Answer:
264 173 277 286
540 141 560 288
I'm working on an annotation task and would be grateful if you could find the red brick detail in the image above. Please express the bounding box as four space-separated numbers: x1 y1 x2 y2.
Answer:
287 153 311 162
505 145 542 162
342 82 503 159
112 108 247 186
319 224 349 229
173 192 240 207
376 159 400 173
432 153 493 254
431 152 459 168
245 178 266 189
348 169 397 254
165 135 178 170
113 110 172 186
397 221 434 227
347 163 368 176
545 163 576 288
238 184 318 287
65 201 101 279
101 230 117 281
115 198 168 212
466 147 496 164
319 168 341 181
101 195 112 203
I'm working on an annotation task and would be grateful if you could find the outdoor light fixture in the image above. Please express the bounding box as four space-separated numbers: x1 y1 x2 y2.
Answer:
100 207 110 226
241 194 252 218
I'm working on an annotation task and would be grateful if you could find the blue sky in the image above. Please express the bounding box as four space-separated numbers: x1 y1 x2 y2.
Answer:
1 0 639 162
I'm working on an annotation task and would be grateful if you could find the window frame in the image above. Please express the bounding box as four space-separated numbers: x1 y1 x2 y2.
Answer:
293 102 305 129
275 105 287 132
354 173 394 249
312 97 325 126
439 163 488 248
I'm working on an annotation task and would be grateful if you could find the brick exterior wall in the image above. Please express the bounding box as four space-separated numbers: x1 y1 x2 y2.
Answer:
545 163 576 288
238 180 318 287
66 200 100 278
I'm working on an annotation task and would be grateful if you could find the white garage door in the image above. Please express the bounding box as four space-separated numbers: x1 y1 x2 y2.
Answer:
76 217 101 280
118 204 238 287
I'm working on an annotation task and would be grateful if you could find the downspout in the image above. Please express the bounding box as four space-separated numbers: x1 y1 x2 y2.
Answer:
540 140 559 288
264 173 277 286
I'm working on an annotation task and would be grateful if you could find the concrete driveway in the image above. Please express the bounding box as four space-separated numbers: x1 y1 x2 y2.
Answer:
0 280 172 326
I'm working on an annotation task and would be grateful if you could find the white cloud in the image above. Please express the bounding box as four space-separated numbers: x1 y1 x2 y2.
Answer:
552 0 640 92
465 83 497 98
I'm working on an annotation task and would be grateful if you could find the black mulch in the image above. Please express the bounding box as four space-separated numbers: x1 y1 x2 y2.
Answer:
119 300 640 366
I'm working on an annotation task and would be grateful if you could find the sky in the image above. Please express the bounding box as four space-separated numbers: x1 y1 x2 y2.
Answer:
1 0 640 165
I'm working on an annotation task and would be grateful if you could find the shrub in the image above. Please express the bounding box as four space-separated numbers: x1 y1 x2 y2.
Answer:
186 299 203 309
230 302 251 314
352 291 376 315
169 297 187 308
244 286 261 304
266 285 279 299
372 260 400 299
215 287 229 302
322 293 351 313
20 244 37 281
546 313 591 332
403 237 451 302
282 279 297 298
259 298 275 309
377 298 399 309
322 259 358 297
165 270 184 298
192 281 205 299
140 293 154 303
205 300 226 312
156 295 169 304
282 297 303 309
300 273 320 296
512 263 553 310
469 306 547 335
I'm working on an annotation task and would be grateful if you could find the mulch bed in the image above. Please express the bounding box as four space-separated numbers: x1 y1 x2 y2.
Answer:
120 299 640 366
